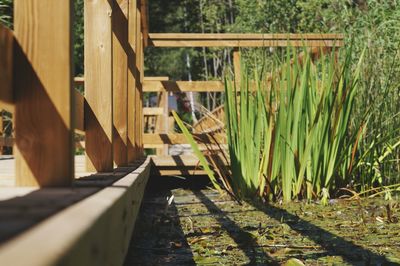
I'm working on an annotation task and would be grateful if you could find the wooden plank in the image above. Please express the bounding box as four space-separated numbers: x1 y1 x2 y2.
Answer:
0 25 13 104
0 137 86 150
149 33 344 40
151 155 202 167
73 76 84 86
136 3 144 156
71 76 169 86
127 0 138 162
140 0 149 47
150 39 343 48
0 158 151 266
143 107 164 116
112 0 129 167
233 49 241 84
143 133 226 144
143 76 169 81
156 92 169 155
84 0 113 172
13 0 74 187
0 137 13 147
0 115 3 155
143 143 164 149
148 33 344 47
143 80 225 92
74 90 85 133
153 169 207 176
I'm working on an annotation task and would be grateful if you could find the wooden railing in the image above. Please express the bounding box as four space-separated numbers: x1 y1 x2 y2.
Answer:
0 0 146 187
0 0 344 185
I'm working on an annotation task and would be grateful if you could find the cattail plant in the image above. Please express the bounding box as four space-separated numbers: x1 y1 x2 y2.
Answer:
175 46 366 203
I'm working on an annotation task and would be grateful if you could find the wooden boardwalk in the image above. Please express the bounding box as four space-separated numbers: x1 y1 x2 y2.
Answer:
0 155 92 187
0 157 150 265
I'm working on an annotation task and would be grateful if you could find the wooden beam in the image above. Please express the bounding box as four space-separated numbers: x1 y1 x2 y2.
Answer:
233 49 241 84
0 136 13 147
143 76 169 81
0 115 3 155
127 0 137 163
136 2 144 155
74 90 84 133
143 107 164 116
0 25 13 104
156 92 169 155
71 76 169 86
148 33 344 47
73 76 84 86
84 0 113 172
143 133 226 145
13 0 74 187
150 33 344 40
143 80 224 92
112 0 129 166
140 0 149 47
0 158 151 266
151 155 204 167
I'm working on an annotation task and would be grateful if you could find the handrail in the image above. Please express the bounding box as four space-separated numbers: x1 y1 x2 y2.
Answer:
148 33 344 47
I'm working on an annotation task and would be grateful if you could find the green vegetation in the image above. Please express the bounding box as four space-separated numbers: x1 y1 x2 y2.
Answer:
1 0 399 199
225 47 366 203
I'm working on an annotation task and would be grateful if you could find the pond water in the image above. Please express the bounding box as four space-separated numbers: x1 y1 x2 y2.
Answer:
125 176 400 265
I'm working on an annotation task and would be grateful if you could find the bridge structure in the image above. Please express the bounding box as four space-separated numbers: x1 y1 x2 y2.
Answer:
0 1 343 265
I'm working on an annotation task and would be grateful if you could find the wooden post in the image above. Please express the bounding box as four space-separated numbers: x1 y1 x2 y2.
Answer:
233 48 241 85
138 20 144 156
0 114 3 155
112 0 129 166
127 0 138 162
13 0 74 186
156 92 168 155
127 0 144 162
140 0 149 47
85 0 113 172
0 24 13 105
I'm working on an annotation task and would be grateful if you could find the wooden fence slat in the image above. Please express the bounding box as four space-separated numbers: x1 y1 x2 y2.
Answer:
233 49 241 84
84 0 113 172
0 25 13 105
143 107 164 116
143 133 226 145
143 80 225 92
149 33 344 40
155 92 168 155
149 40 343 48
136 2 144 155
74 90 85 133
127 0 138 162
140 0 149 47
14 0 74 186
112 0 129 166
148 33 344 48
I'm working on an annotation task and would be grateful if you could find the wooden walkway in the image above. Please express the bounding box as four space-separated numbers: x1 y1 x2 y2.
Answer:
0 155 92 187
0 157 150 265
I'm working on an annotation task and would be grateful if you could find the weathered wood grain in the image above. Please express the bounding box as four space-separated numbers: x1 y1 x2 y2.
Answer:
143 133 226 145
0 158 151 266
143 80 225 92
0 25 13 105
74 90 85 133
148 33 344 47
13 0 74 186
84 0 113 172
127 0 138 162
113 0 129 166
